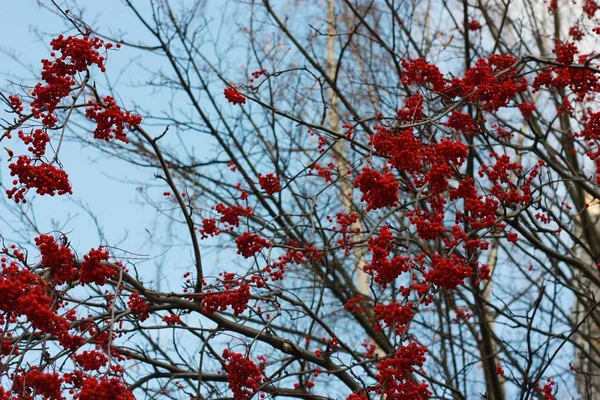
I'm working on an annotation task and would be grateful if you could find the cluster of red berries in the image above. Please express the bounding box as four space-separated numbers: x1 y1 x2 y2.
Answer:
128 292 150 321
35 234 77 284
235 232 271 258
73 350 109 372
534 40 600 101
396 93 424 123
199 203 255 238
401 58 447 92
258 172 281 195
267 240 322 281
201 276 251 315
224 87 246 105
448 55 527 112
18 129 50 158
445 111 479 136
424 254 472 290
7 95 24 113
0 259 80 350
11 368 64 399
374 301 415 334
162 313 182 326
354 167 399 211
310 162 335 183
344 295 364 314
364 226 410 287
332 212 360 253
79 247 117 285
466 20 483 31
375 342 431 399
85 96 142 143
31 35 111 127
453 307 474 322
7 156 73 203
222 349 265 399
65 372 134 400
536 378 557 400
251 68 267 79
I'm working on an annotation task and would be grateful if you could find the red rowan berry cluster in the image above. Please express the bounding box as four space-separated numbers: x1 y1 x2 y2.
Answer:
79 247 117 285
216 203 253 228
310 162 335 183
258 172 281 195
18 129 50 158
266 240 322 281
251 68 267 79
342 123 355 139
7 156 73 203
331 212 360 252
401 58 447 92
467 20 483 31
578 111 600 183
0 259 80 350
354 167 399 211
31 34 109 126
65 373 134 400
375 342 431 399
534 41 599 101
445 111 479 136
222 349 265 399
450 178 499 231
73 350 109 372
85 96 142 143
344 295 364 314
371 127 422 173
517 102 537 118
424 254 472 290
201 275 251 315
224 86 246 105
374 301 415 334
396 93 424 123
162 313 182 326
450 55 526 111
128 292 150 321
346 393 369 400
7 95 24 113
569 25 585 41
364 226 410 287
249 68 268 89
35 234 76 284
536 378 557 400
235 232 271 258
199 218 220 238
453 307 474 322
407 209 447 240
584 0 599 17
11 368 64 399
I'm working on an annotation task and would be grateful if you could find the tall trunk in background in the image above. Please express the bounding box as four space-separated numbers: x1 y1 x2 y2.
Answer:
575 194 600 399
325 0 385 362
325 0 370 299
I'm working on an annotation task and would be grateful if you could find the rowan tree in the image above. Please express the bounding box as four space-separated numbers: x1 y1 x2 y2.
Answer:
1 0 600 399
